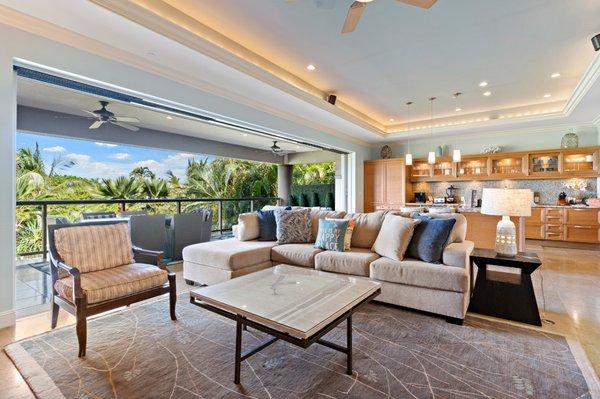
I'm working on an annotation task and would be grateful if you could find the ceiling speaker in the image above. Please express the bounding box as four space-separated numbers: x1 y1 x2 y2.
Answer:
327 94 337 105
593 34 600 51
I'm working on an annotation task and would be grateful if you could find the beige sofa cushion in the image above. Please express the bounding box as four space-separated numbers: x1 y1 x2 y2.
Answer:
442 241 474 268
425 213 467 245
371 214 420 261
182 238 276 271
309 209 346 241
54 223 134 273
343 211 387 248
54 263 167 304
271 243 323 268
315 248 380 277
237 212 260 241
369 257 469 293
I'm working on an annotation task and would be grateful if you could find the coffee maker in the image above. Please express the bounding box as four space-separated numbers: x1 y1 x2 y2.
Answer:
414 192 426 203
445 185 458 203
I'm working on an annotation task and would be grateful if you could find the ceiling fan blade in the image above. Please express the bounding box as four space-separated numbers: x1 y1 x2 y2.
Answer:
341 1 366 34
113 116 140 123
89 120 103 129
396 0 437 9
82 110 99 117
111 121 139 131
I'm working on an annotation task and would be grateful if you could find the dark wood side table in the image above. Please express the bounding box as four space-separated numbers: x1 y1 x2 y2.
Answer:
468 248 542 326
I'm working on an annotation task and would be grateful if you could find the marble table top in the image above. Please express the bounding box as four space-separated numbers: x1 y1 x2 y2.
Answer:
190 265 381 339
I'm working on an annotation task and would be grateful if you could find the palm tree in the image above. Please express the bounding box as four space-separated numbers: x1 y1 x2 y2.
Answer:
142 178 169 198
16 143 45 177
186 158 239 198
130 166 156 180
94 176 141 199
48 156 75 177
293 162 335 185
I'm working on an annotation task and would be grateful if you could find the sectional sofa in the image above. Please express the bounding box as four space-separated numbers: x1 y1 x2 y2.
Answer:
182 208 474 323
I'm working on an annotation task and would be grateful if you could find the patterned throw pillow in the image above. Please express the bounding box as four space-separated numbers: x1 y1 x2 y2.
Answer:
315 219 349 252
274 208 312 244
406 216 456 263
326 217 355 250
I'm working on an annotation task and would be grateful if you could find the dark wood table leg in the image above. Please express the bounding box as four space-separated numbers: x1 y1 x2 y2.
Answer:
234 317 242 384
346 316 352 375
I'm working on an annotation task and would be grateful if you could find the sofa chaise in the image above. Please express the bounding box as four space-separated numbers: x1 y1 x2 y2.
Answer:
183 208 474 323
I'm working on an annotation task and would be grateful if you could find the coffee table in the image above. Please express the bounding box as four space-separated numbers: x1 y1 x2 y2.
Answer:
189 264 381 384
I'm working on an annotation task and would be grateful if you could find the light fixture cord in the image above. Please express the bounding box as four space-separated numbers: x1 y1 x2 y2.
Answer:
429 97 435 152
406 101 412 153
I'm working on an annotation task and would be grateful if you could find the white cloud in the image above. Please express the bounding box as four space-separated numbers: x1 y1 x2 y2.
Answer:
95 142 118 147
43 146 66 153
64 153 91 163
110 152 130 160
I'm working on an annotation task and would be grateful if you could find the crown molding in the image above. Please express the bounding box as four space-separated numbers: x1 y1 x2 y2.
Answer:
0 4 372 149
564 53 600 116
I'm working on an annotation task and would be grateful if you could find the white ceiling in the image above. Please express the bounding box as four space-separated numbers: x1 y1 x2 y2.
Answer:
163 0 600 125
16 78 316 154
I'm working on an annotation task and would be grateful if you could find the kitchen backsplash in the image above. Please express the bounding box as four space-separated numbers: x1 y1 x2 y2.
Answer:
413 178 598 205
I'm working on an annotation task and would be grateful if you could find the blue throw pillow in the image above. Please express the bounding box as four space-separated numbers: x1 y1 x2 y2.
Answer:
314 219 349 252
406 216 456 263
256 207 291 241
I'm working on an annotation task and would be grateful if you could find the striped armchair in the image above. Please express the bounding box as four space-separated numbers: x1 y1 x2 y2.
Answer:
48 221 176 357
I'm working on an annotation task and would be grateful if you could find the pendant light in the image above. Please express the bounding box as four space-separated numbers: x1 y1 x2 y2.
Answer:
404 101 413 166
452 92 462 162
427 97 436 164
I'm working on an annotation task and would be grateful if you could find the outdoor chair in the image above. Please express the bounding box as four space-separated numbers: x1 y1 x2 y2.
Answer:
129 214 168 252
118 210 147 218
48 220 176 357
82 211 116 220
170 211 212 261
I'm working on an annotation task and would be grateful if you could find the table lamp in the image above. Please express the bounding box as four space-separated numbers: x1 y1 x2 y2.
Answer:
481 188 532 257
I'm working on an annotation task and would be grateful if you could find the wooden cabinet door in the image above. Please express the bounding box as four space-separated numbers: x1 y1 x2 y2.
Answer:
526 207 543 223
564 225 600 243
384 160 405 206
542 208 565 223
364 161 385 211
564 208 600 226
525 224 544 239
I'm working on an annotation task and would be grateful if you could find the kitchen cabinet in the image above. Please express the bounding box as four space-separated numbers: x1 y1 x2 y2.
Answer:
529 152 562 177
432 158 456 180
489 154 528 178
410 160 432 180
563 150 598 175
364 159 411 212
524 206 600 244
525 207 544 239
457 157 489 179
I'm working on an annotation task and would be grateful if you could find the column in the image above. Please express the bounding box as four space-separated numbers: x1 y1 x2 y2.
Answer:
277 164 293 205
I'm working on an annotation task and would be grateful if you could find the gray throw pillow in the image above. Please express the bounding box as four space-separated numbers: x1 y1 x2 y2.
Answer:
406 216 456 263
371 214 421 261
274 208 312 244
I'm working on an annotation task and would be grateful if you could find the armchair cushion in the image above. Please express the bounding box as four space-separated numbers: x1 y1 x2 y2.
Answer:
54 263 168 304
442 241 474 268
54 223 134 273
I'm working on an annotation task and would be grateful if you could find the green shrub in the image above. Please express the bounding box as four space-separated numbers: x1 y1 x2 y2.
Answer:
300 193 310 207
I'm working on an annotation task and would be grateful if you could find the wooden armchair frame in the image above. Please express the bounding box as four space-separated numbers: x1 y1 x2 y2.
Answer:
48 221 176 357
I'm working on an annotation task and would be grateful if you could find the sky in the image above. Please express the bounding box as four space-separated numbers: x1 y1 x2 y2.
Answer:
17 132 214 180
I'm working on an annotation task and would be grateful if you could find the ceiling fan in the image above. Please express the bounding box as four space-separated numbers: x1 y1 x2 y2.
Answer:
342 0 437 34
83 101 140 131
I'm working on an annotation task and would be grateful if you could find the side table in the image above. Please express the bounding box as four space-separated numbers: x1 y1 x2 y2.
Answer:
468 248 542 326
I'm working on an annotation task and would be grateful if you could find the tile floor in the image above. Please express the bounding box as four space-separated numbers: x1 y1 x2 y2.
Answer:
2 246 599 398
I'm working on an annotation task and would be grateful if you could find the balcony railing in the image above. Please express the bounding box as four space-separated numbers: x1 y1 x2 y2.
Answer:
16 197 281 260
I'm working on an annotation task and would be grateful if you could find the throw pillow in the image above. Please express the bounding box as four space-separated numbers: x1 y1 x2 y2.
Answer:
406 216 456 263
237 212 260 241
256 210 277 241
314 219 349 252
274 208 312 244
371 214 421 261
326 217 355 250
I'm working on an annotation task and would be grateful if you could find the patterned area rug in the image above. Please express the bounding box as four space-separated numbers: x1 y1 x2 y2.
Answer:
5 294 598 399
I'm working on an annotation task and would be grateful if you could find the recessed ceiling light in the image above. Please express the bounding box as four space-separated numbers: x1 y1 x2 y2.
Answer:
389 118 395 122
242 133 248 137
479 81 488 87
306 64 316 71
455 107 462 112
543 93 552 98
483 91 492 96
165 116 173 120
551 72 561 78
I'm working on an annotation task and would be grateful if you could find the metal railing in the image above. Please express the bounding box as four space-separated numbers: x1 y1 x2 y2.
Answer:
16 197 281 260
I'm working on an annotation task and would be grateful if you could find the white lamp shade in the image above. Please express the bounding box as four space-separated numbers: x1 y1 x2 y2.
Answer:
405 153 413 165
481 188 532 217
427 151 436 164
452 149 461 162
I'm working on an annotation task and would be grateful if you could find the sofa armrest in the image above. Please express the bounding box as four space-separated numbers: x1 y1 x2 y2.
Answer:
442 240 474 269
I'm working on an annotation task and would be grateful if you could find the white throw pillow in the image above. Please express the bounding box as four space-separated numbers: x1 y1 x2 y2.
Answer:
237 212 260 241
371 214 421 261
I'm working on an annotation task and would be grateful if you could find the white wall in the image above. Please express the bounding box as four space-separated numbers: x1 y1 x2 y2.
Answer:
0 22 372 325
0 50 16 328
372 125 600 160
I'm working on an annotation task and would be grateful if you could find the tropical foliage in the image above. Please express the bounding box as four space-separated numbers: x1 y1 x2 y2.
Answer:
292 162 335 185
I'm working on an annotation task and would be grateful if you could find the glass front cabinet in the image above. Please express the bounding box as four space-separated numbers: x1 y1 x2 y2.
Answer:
529 152 561 177
432 158 456 180
410 161 432 181
457 157 489 179
489 155 528 178
562 150 598 175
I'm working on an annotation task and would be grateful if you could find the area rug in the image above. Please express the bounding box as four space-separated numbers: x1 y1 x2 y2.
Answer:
6 294 599 399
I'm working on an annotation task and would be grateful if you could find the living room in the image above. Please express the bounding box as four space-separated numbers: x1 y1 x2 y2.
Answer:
1 1 600 398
